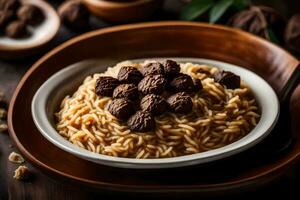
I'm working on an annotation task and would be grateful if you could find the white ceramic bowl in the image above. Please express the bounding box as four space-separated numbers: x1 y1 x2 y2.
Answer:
31 58 279 169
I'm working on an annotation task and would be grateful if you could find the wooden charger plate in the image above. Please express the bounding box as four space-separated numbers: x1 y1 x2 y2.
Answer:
8 22 300 194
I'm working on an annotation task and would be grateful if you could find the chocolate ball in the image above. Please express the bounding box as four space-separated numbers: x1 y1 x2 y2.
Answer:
167 92 193 114
168 73 195 94
58 0 90 31
213 71 240 89
95 76 120 97
5 20 29 38
138 74 166 95
285 14 300 53
0 0 20 11
117 66 143 84
17 4 45 26
164 60 180 77
140 62 164 76
107 98 135 120
0 10 13 29
140 94 167 116
113 84 139 100
127 111 155 132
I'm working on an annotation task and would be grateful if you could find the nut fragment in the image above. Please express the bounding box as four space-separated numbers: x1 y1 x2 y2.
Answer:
117 66 143 84
8 152 25 164
213 71 240 89
140 62 164 76
95 76 120 97
113 84 139 100
140 94 167 116
164 60 180 77
58 0 90 31
17 4 45 26
13 165 30 181
127 111 155 132
167 92 193 114
0 108 7 119
0 122 8 132
107 98 135 120
5 20 29 38
138 75 166 95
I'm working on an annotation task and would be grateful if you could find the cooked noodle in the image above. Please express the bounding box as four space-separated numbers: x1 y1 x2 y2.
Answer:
55 61 260 158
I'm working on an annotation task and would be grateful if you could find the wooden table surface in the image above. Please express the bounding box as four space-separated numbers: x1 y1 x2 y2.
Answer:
1 1 300 199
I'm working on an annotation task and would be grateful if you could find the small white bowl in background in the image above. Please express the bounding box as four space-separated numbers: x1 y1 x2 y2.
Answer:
0 0 60 59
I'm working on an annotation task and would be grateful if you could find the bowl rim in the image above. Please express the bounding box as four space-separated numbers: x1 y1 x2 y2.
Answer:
84 0 158 8
8 21 300 188
31 57 280 168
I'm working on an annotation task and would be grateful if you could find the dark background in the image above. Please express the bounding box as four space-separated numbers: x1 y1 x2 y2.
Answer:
1 0 300 199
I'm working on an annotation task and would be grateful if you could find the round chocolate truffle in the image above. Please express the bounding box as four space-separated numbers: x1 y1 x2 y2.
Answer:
0 10 14 29
107 98 135 120
58 0 90 31
213 70 240 89
113 84 139 100
17 4 45 26
95 76 120 97
168 73 195 94
0 0 20 11
138 74 166 95
127 111 155 132
140 94 167 116
167 92 193 114
140 62 164 76
117 66 143 84
5 20 29 38
164 60 180 77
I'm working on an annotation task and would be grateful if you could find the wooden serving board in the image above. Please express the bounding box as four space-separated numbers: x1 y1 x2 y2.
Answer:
8 22 300 194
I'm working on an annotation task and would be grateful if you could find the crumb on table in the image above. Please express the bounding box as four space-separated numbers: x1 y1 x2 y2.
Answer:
8 152 25 164
14 165 30 181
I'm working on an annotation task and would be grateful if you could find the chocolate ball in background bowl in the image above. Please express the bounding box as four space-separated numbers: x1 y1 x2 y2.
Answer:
17 4 45 26
0 0 60 59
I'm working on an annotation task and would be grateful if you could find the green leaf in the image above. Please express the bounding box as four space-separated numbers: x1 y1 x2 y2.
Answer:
267 28 280 44
209 0 234 23
232 0 250 10
180 0 214 21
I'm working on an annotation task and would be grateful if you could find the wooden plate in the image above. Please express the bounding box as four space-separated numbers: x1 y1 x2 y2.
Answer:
8 22 300 194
